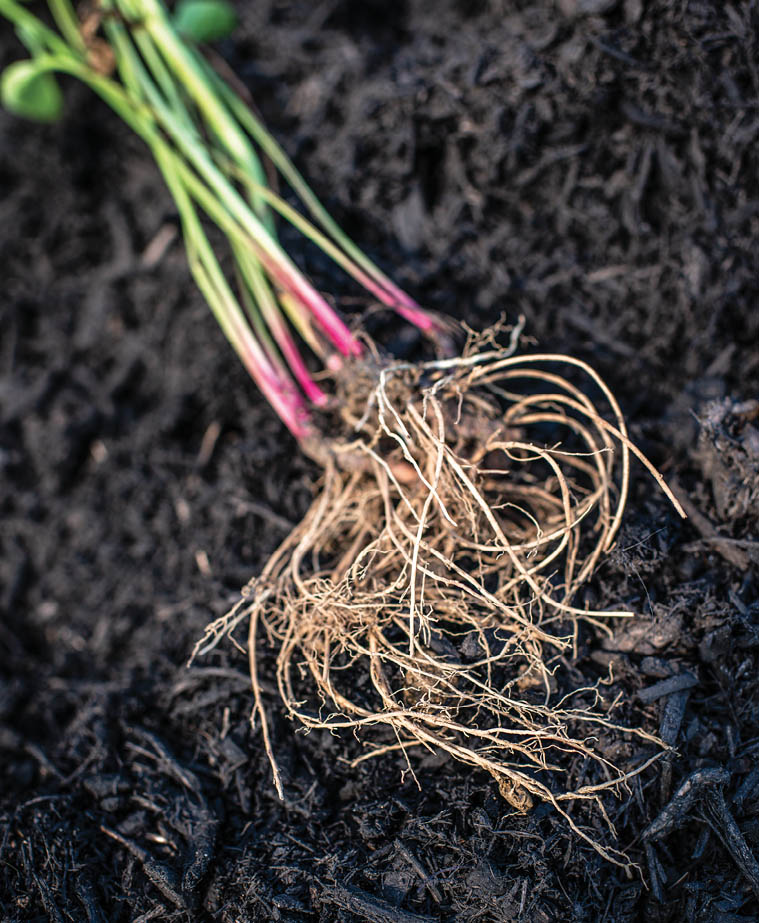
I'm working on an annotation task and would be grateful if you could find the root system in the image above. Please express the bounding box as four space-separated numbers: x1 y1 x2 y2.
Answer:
195 330 684 866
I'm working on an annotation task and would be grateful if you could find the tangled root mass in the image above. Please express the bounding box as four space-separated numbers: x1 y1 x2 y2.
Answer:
195 332 683 866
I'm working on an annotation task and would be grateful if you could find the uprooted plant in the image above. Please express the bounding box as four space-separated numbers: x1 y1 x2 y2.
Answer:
2 0 685 867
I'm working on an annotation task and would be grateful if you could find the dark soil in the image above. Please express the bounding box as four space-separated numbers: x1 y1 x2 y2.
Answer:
2 1 759 920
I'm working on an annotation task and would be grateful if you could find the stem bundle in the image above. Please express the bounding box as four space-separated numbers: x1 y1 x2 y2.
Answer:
1 0 439 437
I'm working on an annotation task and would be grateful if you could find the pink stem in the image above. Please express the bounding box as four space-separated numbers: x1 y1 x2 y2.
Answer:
268 317 328 406
257 251 362 358
237 335 314 439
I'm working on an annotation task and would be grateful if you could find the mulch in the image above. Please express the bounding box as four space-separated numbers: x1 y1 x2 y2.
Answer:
1 1 758 920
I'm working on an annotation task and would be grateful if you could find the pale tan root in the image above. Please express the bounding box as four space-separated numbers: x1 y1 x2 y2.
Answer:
193 343 684 869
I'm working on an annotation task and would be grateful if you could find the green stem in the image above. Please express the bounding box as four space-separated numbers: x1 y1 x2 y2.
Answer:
98 17 359 356
0 6 310 433
197 48 438 332
0 0 78 57
201 57 418 304
2 0 434 432
122 0 274 231
232 179 411 310
47 0 86 56
155 143 309 436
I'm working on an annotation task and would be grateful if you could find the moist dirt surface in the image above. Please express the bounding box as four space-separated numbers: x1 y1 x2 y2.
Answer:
2 2 759 920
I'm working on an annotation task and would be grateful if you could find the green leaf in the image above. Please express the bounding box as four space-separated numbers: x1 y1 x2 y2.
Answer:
173 0 237 43
1 60 63 123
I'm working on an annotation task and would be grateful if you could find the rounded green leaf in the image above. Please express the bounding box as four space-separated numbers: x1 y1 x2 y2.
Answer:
1 60 63 123
173 0 237 43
